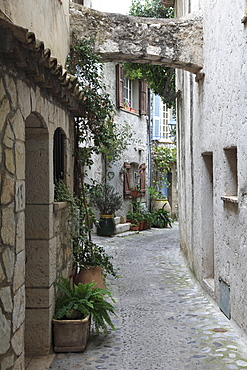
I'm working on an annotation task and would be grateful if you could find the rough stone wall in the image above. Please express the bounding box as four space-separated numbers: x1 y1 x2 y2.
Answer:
0 57 74 368
70 3 203 73
0 0 70 66
177 0 247 334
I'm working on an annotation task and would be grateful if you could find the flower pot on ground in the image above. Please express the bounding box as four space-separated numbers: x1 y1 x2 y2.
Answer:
152 206 173 228
153 199 171 214
53 278 116 352
130 224 139 231
53 315 90 353
90 183 122 237
97 215 116 237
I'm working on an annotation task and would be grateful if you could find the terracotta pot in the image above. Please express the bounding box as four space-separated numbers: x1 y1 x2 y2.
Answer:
53 315 90 353
130 224 139 231
131 190 140 197
74 266 105 289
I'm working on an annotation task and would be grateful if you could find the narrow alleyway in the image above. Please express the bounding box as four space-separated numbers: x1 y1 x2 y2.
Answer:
49 224 247 370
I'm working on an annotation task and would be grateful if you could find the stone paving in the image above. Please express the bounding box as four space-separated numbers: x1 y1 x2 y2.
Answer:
50 223 247 370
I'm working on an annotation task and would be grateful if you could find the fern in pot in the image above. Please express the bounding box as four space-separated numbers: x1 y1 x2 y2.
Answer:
52 278 116 352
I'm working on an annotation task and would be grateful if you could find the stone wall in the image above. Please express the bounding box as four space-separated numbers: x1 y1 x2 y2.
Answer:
176 0 247 334
70 3 203 73
0 56 74 368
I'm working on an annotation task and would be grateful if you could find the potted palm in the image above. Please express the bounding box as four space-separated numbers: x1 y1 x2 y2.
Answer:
90 183 122 236
52 278 116 352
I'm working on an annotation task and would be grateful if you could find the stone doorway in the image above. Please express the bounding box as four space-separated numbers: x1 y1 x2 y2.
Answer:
25 112 53 355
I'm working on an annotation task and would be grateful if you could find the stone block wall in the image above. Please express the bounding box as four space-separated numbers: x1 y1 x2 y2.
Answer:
0 57 74 368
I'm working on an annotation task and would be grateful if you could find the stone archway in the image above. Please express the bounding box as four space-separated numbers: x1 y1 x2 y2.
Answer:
70 3 203 74
25 112 52 355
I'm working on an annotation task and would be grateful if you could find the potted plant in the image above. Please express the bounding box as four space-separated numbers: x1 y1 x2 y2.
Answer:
54 180 119 287
73 238 119 287
52 278 116 352
152 205 173 228
90 183 122 236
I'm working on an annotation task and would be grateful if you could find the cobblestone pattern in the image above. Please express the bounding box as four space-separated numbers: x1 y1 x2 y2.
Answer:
50 225 247 370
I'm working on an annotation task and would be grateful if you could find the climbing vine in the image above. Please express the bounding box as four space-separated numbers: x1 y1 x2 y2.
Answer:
152 145 177 189
66 31 131 169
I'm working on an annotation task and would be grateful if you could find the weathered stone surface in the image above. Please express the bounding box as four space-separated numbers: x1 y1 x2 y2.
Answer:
0 307 11 354
2 247 15 282
11 109 25 142
4 123 14 148
5 74 17 108
11 323 24 356
16 211 25 254
1 355 14 370
13 286 25 332
0 77 6 101
2 205 15 247
25 286 54 308
13 251 25 293
5 148 15 175
0 97 10 132
25 204 53 240
70 4 203 73
0 286 13 313
25 238 56 287
0 262 5 283
15 141 25 180
15 180 25 212
1 174 15 205
25 306 53 356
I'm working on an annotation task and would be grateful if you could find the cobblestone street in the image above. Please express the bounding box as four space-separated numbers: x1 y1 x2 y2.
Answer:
49 224 247 370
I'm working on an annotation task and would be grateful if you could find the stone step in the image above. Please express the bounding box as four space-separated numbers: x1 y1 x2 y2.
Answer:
114 223 130 234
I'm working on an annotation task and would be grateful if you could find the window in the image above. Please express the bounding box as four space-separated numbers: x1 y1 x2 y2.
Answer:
116 64 147 115
53 128 66 183
152 94 173 141
123 162 146 198
221 146 238 203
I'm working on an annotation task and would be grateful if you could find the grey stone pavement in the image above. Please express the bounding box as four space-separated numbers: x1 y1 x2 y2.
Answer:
49 223 247 370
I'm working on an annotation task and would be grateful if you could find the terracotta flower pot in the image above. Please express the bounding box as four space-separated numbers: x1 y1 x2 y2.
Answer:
74 266 105 289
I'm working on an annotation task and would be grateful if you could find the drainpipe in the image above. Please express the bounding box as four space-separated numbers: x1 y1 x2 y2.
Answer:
147 89 152 210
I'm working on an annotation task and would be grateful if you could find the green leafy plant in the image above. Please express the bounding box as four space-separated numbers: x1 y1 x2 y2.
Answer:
73 240 119 278
54 278 116 334
152 205 173 228
54 180 119 278
89 183 122 215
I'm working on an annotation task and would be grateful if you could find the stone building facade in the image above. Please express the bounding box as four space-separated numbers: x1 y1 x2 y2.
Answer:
71 0 247 338
0 1 85 368
176 0 247 335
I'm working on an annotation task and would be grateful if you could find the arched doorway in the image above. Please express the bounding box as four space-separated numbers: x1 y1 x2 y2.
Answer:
25 112 53 355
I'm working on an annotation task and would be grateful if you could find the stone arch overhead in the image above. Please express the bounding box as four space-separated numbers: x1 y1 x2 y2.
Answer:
70 3 203 74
